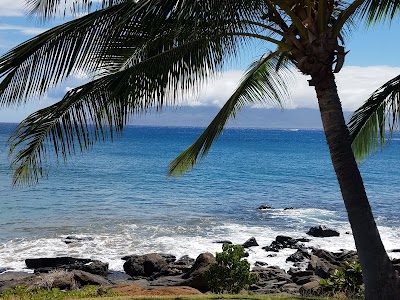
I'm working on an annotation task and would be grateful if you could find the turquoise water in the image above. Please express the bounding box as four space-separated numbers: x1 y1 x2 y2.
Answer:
0 123 399 271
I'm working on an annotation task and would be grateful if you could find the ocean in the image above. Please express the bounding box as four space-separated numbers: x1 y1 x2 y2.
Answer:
1 123 399 273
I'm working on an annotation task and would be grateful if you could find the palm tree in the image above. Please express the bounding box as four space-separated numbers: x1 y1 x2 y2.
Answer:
1 0 400 298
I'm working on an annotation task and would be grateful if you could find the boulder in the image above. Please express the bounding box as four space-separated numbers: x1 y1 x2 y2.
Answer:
299 280 322 296
262 235 303 252
306 226 340 237
175 255 195 266
182 252 216 292
26 271 78 290
72 270 111 286
148 275 187 287
307 254 337 279
213 240 232 244
336 250 358 263
160 254 176 264
24 270 111 291
25 257 109 276
168 256 195 274
281 282 301 293
0 272 35 292
286 248 311 263
284 207 294 210
252 265 291 282
296 237 311 243
26 257 91 269
242 237 259 248
255 261 268 267
258 205 272 210
123 253 168 277
63 236 94 244
276 235 298 246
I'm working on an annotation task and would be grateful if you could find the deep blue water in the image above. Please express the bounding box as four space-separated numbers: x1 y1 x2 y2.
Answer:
0 123 399 271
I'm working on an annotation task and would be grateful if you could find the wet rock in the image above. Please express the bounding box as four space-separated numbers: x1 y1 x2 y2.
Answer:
160 254 176 264
258 205 272 210
242 237 259 248
284 207 294 210
63 236 94 244
26 257 91 269
174 255 195 266
213 240 232 244
286 248 311 263
262 240 284 252
255 261 268 267
123 253 168 278
182 252 216 292
296 237 310 243
276 235 298 246
306 225 340 237
263 235 303 252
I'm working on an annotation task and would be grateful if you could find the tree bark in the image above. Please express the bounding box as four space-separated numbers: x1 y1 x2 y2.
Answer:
313 71 400 299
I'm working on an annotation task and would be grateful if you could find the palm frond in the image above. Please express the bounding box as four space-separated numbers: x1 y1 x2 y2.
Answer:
1 0 267 107
8 35 240 186
348 74 400 160
358 0 400 23
168 51 293 176
0 1 137 106
26 0 127 20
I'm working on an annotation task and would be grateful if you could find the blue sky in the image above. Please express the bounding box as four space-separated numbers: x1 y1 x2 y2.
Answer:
1 1 400 127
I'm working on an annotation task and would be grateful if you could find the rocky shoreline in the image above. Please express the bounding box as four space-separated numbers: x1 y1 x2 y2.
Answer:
2 225 400 296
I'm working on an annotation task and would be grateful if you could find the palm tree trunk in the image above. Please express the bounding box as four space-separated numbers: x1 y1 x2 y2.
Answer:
312 70 400 299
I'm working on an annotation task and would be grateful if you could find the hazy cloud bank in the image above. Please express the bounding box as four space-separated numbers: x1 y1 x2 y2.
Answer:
193 66 400 112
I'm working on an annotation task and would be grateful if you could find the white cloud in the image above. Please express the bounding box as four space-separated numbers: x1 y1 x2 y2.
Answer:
1 65 400 123
0 0 24 16
192 66 400 112
0 24 48 35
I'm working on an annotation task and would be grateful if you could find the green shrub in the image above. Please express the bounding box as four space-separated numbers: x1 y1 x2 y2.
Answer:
320 261 364 298
0 285 118 300
206 243 257 294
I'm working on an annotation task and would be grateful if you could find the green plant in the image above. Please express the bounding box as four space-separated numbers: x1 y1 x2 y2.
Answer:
0 285 118 300
320 261 364 298
206 243 257 294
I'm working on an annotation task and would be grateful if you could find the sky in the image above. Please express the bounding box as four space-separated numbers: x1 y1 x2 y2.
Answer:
0 1 400 127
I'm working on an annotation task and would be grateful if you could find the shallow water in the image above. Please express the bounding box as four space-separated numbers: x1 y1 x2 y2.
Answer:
1 124 399 272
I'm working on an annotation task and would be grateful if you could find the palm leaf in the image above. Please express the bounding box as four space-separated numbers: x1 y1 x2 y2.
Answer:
358 0 400 23
1 0 267 106
26 0 126 19
348 74 400 160
0 1 138 105
168 51 293 176
8 34 243 186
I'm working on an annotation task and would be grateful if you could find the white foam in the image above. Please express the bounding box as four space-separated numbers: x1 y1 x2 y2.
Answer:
1 221 399 273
